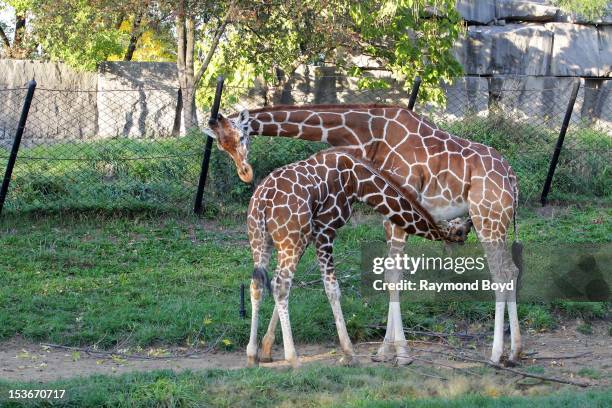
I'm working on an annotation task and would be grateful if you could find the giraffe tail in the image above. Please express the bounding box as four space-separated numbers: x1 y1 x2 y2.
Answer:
253 266 271 294
510 174 523 281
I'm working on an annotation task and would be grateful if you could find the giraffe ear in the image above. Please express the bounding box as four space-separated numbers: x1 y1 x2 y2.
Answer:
239 109 250 126
202 127 217 139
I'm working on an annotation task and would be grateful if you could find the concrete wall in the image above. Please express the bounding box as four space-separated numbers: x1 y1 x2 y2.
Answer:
0 60 179 147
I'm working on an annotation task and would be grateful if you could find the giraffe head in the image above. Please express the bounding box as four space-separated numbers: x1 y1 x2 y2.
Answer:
440 217 473 244
204 109 253 183
443 217 472 244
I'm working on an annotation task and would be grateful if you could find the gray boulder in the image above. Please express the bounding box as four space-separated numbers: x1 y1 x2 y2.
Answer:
599 26 612 77
97 62 180 139
456 0 496 24
496 0 559 22
0 60 97 147
454 24 553 75
438 76 489 120
547 23 600 77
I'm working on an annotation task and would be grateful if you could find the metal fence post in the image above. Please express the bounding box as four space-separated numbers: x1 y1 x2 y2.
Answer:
0 80 37 216
407 76 421 110
194 76 224 215
540 80 581 206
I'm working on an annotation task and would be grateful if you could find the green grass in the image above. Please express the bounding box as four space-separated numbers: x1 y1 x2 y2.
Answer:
0 365 610 407
1 204 609 350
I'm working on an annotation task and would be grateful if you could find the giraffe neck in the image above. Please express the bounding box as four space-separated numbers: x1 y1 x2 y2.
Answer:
338 153 446 242
246 104 401 146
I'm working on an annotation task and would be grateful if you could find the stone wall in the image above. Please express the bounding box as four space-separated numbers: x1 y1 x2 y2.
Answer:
0 60 179 147
447 0 611 128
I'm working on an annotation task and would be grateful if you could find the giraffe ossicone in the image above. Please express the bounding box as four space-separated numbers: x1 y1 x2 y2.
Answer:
209 103 522 365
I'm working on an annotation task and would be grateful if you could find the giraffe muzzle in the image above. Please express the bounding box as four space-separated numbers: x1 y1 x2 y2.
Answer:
237 163 253 183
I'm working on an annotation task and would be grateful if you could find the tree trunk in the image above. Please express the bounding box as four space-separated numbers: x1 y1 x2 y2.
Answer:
176 1 196 134
11 14 27 58
124 13 143 61
0 26 10 50
175 1 232 135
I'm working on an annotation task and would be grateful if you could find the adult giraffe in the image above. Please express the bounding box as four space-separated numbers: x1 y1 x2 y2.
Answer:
205 104 523 365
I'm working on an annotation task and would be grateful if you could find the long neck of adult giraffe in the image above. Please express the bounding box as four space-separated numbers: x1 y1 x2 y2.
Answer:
247 106 388 146
342 155 446 242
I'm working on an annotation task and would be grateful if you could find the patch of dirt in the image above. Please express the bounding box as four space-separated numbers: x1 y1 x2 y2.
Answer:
1 322 609 386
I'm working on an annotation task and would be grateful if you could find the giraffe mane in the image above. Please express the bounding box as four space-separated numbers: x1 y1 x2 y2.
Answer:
227 103 439 134
234 103 405 114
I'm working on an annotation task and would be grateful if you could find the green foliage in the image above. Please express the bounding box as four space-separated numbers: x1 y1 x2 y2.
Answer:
553 0 610 20
521 305 555 331
577 368 604 380
576 322 594 335
349 0 464 103
1 135 204 213
554 302 609 320
195 0 465 108
33 0 126 70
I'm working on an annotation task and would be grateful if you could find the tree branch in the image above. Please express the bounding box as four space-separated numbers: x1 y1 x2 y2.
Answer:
192 4 234 89
0 25 10 50
124 2 149 61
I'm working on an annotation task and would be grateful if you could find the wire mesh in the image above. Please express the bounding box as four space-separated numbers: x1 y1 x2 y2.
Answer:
0 77 609 215
0 87 209 213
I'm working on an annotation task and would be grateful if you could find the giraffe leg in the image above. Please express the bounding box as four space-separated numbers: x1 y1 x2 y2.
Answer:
507 293 522 365
373 221 412 365
492 293 506 364
480 241 507 364
315 231 357 366
247 274 264 367
505 252 522 365
259 305 278 363
272 250 302 368
481 239 522 365
246 228 273 367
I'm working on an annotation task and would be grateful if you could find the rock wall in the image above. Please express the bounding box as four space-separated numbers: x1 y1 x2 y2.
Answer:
454 1 611 78
445 0 611 128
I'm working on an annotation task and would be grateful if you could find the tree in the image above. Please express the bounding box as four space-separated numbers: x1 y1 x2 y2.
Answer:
0 0 37 58
2 0 467 128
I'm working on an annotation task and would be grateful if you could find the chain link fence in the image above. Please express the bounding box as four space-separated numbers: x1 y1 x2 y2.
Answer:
1 77 610 215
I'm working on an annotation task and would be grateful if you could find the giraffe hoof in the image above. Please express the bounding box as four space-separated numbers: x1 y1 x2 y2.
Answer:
372 345 394 362
393 355 414 367
505 356 521 367
288 357 301 369
246 356 258 368
258 356 273 363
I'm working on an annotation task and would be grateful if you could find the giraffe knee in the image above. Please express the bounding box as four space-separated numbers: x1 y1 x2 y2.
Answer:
323 278 341 301
271 276 291 301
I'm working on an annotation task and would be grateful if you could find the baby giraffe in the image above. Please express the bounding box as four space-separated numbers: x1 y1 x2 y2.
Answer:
247 148 469 368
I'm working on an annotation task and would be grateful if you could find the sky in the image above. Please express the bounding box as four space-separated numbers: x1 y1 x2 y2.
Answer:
0 4 15 40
